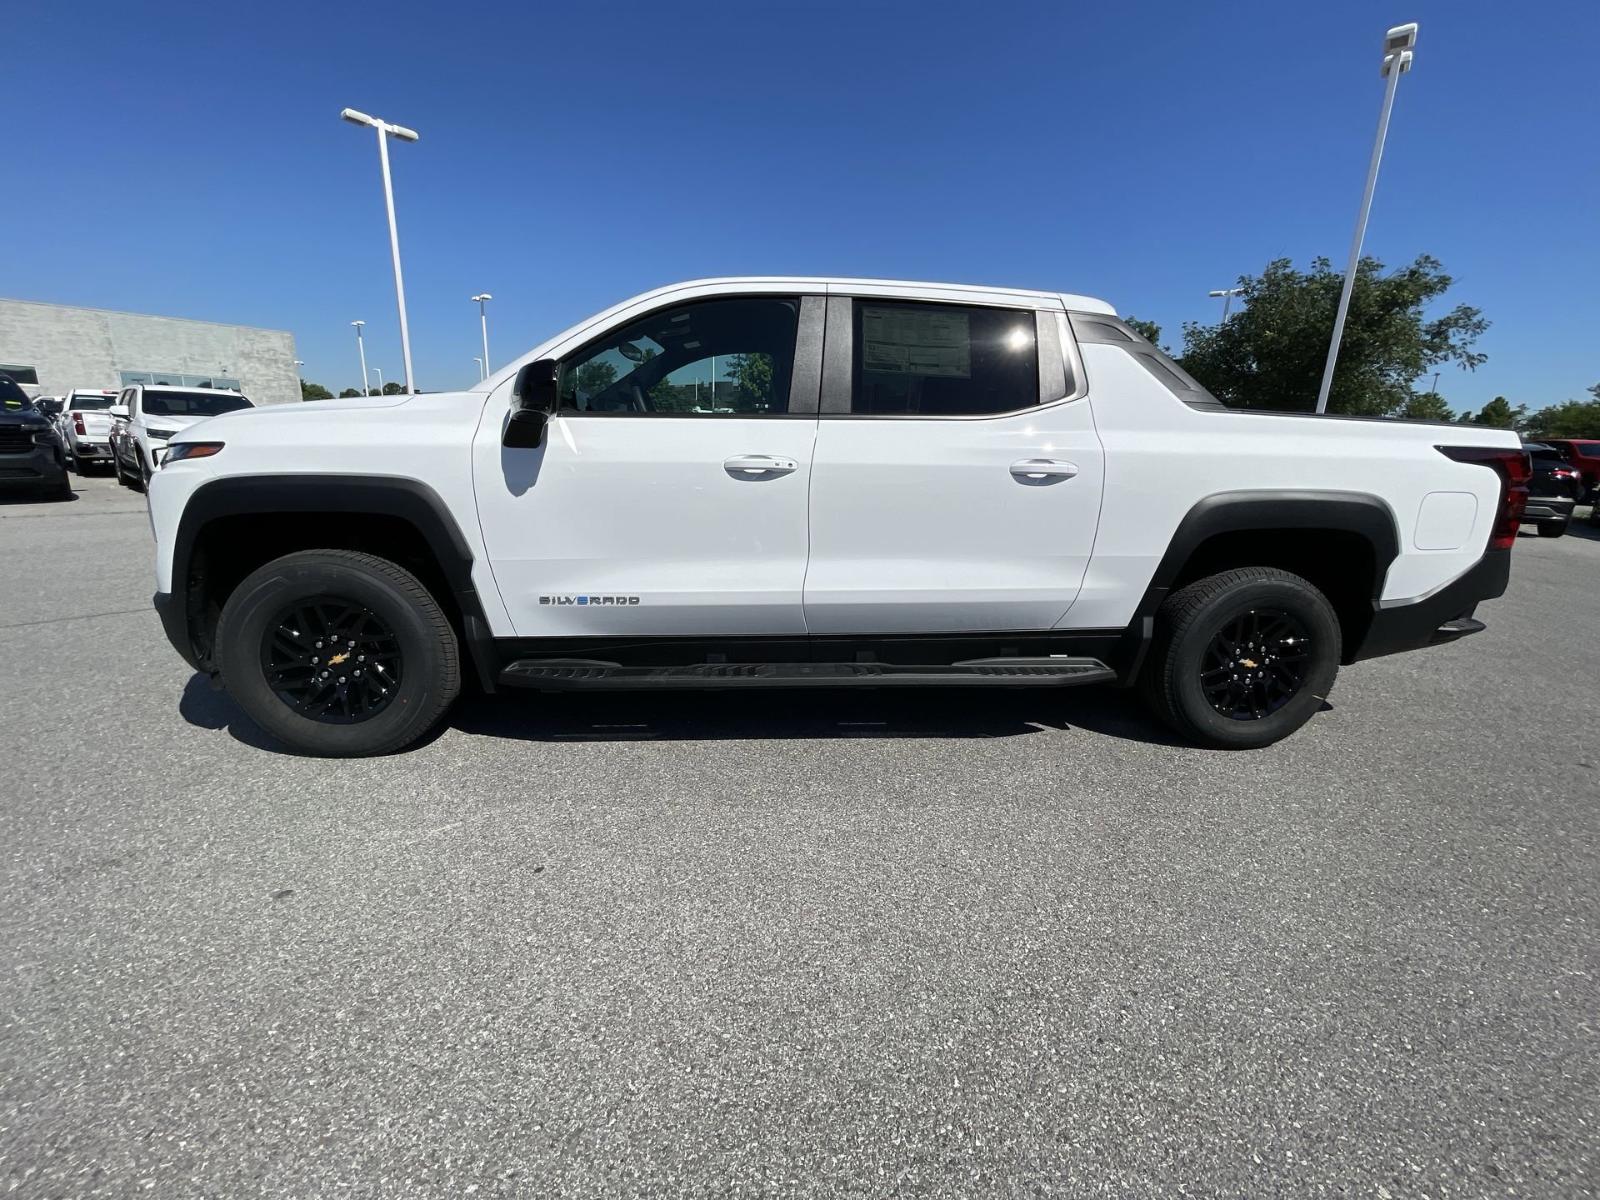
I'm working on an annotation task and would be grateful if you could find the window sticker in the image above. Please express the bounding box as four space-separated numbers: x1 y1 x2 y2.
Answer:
861 307 971 378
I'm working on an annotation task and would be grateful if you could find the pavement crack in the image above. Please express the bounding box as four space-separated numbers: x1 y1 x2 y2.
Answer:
0 606 152 630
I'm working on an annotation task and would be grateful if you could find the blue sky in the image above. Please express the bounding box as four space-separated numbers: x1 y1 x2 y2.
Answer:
9 0 1597 411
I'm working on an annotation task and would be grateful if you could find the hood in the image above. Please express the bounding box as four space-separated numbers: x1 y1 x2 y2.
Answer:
0 405 51 430
174 392 415 434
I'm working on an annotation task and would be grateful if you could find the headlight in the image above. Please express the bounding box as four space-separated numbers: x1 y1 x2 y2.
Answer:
146 427 181 441
163 441 224 465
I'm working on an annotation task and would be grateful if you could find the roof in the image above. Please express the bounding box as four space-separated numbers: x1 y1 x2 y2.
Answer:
130 384 244 395
481 276 1117 391
631 276 1116 313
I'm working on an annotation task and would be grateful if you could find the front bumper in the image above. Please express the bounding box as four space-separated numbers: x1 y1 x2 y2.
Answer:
1350 549 1510 662
0 447 69 489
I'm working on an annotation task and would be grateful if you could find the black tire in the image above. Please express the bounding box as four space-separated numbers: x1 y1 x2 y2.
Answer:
1139 566 1341 750
214 550 460 756
1537 519 1568 538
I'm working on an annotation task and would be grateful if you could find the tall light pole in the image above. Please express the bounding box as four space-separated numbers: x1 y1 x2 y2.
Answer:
372 367 384 395
1208 287 1244 321
351 321 370 396
1315 23 1418 414
471 293 493 380
473 356 484 379
341 108 420 394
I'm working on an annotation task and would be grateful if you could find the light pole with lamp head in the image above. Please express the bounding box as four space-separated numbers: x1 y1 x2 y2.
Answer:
340 108 420 394
473 356 484 380
351 321 370 396
471 294 493 379
1208 287 1244 321
1314 22 1418 414
372 367 384 395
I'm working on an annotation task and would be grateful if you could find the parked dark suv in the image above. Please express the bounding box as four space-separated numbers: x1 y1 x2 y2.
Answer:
1523 442 1583 537
0 373 71 500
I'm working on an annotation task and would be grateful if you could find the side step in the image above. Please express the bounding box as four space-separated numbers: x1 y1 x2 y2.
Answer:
498 657 1116 691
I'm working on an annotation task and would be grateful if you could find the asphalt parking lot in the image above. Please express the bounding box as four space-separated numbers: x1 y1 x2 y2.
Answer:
3 473 1597 1198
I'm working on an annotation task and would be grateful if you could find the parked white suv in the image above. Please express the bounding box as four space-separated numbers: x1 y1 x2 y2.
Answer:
146 277 1529 757
110 384 254 489
55 389 123 473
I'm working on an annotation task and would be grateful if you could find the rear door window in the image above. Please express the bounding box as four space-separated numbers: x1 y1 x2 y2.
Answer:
849 301 1038 416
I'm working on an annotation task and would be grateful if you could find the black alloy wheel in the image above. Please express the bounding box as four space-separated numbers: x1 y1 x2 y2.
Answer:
1140 566 1341 750
262 597 403 723
1199 608 1312 720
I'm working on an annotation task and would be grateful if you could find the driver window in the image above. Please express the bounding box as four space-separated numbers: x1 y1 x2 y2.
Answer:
558 297 798 415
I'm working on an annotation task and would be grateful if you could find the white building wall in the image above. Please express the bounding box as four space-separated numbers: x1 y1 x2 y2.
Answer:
0 299 300 406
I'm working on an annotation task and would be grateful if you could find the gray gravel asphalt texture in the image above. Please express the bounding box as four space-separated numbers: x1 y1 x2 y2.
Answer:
2 473 1597 1198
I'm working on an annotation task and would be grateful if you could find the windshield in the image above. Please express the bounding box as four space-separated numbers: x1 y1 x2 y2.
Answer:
141 390 252 418
69 395 117 410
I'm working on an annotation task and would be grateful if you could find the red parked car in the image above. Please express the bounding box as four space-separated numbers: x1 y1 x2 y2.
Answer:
1540 439 1600 499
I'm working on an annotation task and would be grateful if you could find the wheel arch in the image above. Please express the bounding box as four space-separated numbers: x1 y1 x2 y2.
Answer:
1119 490 1402 679
171 475 498 690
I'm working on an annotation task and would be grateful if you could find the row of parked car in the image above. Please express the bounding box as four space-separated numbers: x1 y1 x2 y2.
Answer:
0 375 255 498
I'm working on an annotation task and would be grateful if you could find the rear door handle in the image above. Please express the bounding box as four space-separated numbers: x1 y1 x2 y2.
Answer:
724 454 798 476
1010 459 1078 480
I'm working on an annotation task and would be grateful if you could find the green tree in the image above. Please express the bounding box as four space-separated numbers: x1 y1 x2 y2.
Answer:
1176 255 1488 416
1122 317 1164 348
338 388 363 398
381 381 406 396
1399 391 1455 421
726 352 774 408
1461 395 1528 430
301 378 333 401
1523 385 1600 439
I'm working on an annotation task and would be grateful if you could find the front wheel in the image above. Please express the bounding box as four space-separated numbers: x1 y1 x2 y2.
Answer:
1139 567 1341 750
214 550 461 756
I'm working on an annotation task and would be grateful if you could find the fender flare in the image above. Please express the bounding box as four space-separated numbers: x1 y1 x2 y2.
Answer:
171 474 497 688
1117 490 1402 680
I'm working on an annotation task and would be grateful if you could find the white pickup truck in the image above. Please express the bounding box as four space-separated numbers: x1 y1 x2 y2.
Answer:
146 277 1528 757
55 389 123 473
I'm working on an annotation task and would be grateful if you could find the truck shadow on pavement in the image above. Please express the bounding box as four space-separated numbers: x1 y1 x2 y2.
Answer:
178 674 1193 753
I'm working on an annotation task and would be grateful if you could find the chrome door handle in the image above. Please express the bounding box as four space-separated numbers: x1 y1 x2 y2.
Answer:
1010 459 1078 480
724 454 798 476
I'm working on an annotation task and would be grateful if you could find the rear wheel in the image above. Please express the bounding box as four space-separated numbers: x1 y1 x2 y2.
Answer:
215 550 460 756
1140 567 1341 750
1537 519 1568 538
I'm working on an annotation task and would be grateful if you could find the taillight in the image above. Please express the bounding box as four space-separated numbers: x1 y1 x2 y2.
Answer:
1438 445 1531 551
72 413 85 435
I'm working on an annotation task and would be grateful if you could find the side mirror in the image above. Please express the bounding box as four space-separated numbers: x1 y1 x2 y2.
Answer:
504 359 558 449
109 404 129 419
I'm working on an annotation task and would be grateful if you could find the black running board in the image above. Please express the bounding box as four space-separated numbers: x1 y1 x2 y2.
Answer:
498 656 1116 691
